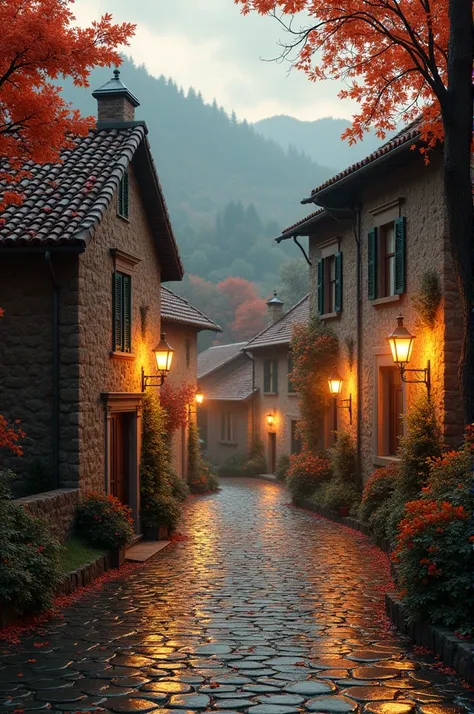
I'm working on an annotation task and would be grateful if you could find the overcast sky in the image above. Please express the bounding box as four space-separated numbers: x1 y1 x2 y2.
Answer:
74 0 357 123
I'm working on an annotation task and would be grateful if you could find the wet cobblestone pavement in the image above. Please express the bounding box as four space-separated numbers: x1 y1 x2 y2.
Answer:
1 478 473 714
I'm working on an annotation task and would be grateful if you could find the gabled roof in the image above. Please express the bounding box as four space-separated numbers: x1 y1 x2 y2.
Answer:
198 342 247 380
245 295 309 351
0 124 183 281
161 286 221 332
204 360 254 401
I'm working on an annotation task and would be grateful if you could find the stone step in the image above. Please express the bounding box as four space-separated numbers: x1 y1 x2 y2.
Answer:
125 540 171 562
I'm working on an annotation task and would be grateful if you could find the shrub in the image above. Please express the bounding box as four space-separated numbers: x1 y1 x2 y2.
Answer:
320 477 360 510
358 463 399 528
141 490 182 531
0 470 62 614
203 461 220 492
423 446 471 508
167 470 190 503
286 451 331 502
330 431 356 481
188 421 219 493
276 454 290 482
75 491 134 550
243 438 267 476
411 271 441 328
392 499 473 629
218 454 248 477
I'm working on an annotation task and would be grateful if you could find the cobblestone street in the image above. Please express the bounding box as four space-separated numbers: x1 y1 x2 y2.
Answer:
1 478 472 714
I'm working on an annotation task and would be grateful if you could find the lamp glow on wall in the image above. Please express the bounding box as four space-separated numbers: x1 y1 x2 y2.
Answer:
141 333 174 391
387 315 431 397
327 368 352 425
195 387 204 406
266 412 275 428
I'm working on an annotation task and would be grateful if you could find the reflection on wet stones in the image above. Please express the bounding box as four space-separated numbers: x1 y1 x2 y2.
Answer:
364 702 416 714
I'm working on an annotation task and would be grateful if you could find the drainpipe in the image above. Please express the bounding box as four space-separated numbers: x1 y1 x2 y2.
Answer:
352 207 363 486
45 251 60 489
244 349 256 447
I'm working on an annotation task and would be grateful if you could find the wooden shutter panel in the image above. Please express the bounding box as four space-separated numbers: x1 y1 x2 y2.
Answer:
368 228 378 300
273 359 279 394
334 251 343 312
394 216 406 295
123 274 132 352
317 258 325 315
123 172 129 218
264 361 270 393
113 272 123 351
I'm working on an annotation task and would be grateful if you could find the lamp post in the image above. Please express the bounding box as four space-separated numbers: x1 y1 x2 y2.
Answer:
141 333 174 391
327 368 353 430
387 315 431 397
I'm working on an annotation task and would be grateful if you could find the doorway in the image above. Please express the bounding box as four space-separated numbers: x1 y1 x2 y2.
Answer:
268 432 277 474
110 412 131 506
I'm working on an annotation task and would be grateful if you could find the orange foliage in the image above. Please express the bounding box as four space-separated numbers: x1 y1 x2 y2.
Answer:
0 0 135 209
217 277 261 311
235 0 454 151
231 297 267 340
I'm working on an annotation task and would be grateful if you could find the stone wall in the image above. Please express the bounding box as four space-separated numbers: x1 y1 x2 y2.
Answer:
15 488 80 542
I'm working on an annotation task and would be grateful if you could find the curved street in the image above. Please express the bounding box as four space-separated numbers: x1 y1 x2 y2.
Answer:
0 478 472 714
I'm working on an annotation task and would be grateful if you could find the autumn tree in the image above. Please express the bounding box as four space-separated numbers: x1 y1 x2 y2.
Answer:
236 0 474 422
231 297 268 340
0 0 135 209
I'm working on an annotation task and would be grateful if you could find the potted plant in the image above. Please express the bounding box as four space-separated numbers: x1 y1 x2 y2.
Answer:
75 491 134 567
141 489 182 540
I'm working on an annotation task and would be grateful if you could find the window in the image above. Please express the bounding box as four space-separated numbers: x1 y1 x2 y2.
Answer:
117 172 129 219
185 338 191 369
263 359 278 394
290 420 301 455
378 366 404 456
317 251 342 315
113 271 132 353
368 216 406 300
220 412 234 443
287 355 296 393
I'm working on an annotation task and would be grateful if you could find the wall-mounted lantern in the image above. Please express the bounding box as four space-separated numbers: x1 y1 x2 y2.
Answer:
327 368 352 426
195 388 204 406
141 333 174 391
387 315 430 397
266 412 275 428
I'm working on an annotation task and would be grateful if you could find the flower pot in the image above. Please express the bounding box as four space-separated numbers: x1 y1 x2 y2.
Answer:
107 546 125 569
338 506 350 518
143 525 169 541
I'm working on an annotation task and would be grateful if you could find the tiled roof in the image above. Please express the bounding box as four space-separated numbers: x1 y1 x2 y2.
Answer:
245 295 309 351
308 120 422 199
204 360 254 401
278 208 328 240
0 124 183 280
161 286 221 332
198 342 247 379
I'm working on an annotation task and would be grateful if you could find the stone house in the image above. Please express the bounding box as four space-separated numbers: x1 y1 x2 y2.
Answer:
277 122 462 482
197 342 255 468
0 71 187 534
160 286 221 479
245 294 309 473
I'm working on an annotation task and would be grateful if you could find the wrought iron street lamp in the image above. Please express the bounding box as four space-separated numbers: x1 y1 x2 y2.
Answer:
327 368 352 426
387 315 430 397
141 333 174 391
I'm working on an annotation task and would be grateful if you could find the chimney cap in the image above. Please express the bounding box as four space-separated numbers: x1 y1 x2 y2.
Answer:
92 68 140 108
267 290 284 306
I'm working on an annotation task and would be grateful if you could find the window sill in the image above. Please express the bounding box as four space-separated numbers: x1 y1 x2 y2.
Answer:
110 351 136 361
219 440 238 446
320 311 341 320
117 213 130 223
288 391 298 396
371 294 401 306
263 392 278 396
372 455 401 467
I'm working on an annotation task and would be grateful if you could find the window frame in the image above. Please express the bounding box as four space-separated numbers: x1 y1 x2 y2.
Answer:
110 249 140 357
113 270 132 354
263 358 279 395
317 239 342 318
220 411 234 443
117 171 130 220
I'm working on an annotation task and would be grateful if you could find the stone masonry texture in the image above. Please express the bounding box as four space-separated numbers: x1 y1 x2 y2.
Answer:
14 488 80 541
0 479 472 713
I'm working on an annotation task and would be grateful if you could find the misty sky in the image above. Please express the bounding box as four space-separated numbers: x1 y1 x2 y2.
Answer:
74 0 357 123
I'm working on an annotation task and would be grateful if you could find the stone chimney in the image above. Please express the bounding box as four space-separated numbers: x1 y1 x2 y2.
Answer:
92 69 140 123
267 291 284 325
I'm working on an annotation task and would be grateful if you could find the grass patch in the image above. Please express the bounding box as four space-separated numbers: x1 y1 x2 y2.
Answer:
60 538 106 573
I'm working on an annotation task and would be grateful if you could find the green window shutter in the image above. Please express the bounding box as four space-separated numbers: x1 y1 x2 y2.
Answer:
113 272 123 351
334 251 343 312
272 359 279 394
394 216 406 295
317 259 325 315
368 227 378 300
263 360 270 393
123 172 129 218
123 274 132 353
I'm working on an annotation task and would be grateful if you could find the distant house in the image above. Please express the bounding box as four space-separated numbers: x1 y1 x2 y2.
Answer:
160 286 221 479
0 71 184 533
197 342 255 467
277 122 463 481
245 294 309 473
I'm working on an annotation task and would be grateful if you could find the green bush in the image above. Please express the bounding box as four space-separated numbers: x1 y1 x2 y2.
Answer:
330 431 356 481
218 454 247 477
75 491 134 550
167 470 190 503
243 439 267 476
412 271 441 328
358 463 399 535
320 477 360 511
141 490 182 531
276 454 290 482
207 471 220 493
0 470 62 614
286 451 331 502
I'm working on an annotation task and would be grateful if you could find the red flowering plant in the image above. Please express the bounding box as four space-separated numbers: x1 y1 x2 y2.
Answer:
160 382 197 437
286 451 331 503
75 491 134 551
